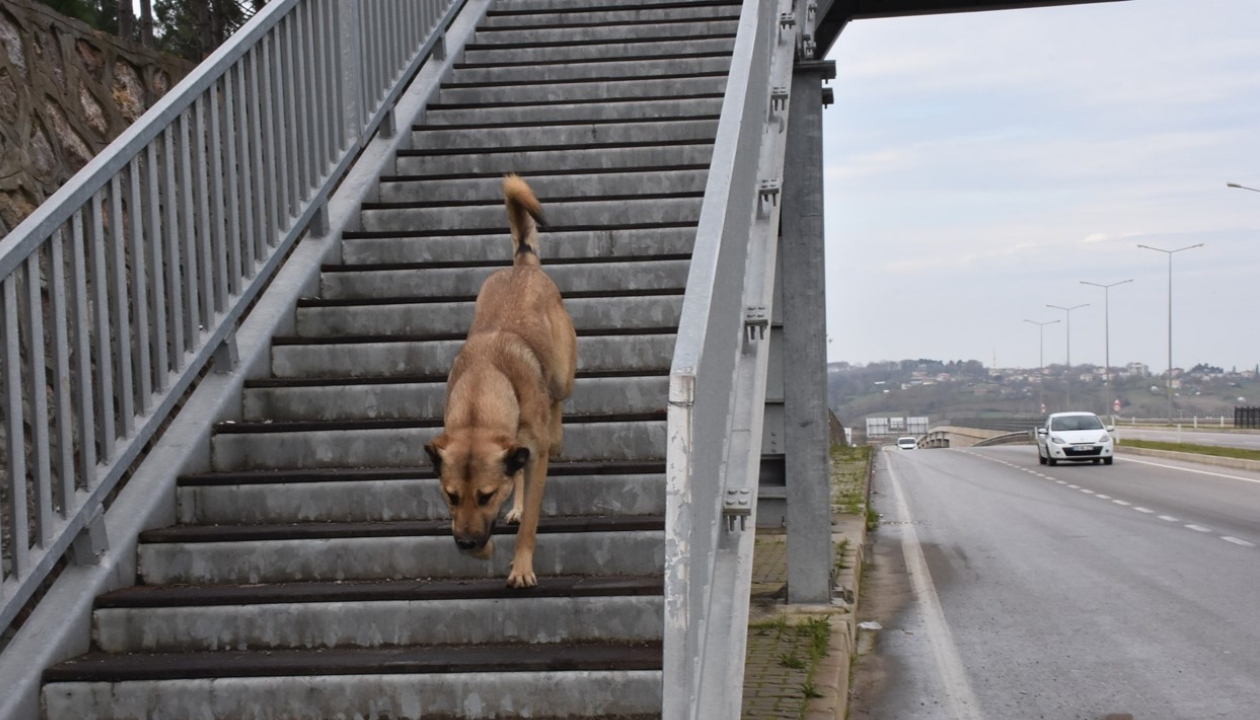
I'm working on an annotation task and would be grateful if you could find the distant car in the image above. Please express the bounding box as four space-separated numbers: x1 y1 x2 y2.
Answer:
1036 412 1114 466
896 436 918 450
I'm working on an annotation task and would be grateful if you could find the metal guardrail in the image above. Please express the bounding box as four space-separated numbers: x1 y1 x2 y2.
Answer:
0 0 462 637
663 0 803 715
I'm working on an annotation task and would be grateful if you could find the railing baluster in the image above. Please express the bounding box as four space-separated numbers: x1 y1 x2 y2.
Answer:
179 112 201 350
280 20 300 221
48 230 76 514
2 275 30 577
90 193 116 462
20 254 53 545
193 97 215 326
162 127 185 370
147 143 169 389
260 39 279 243
289 12 311 198
109 177 135 438
69 212 97 487
129 160 152 412
223 70 243 297
209 84 228 313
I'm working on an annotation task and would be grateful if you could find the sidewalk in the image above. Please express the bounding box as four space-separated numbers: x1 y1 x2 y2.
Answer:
741 446 871 719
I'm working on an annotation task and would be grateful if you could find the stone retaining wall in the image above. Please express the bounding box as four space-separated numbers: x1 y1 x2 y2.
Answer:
0 0 192 235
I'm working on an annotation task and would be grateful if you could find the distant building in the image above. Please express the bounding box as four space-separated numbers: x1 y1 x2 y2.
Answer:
1123 362 1149 377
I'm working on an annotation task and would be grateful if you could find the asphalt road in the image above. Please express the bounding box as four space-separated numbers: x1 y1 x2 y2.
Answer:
1116 426 1260 451
849 445 1260 720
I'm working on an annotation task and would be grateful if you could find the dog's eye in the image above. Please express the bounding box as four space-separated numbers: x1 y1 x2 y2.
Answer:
477 491 494 507
446 491 460 505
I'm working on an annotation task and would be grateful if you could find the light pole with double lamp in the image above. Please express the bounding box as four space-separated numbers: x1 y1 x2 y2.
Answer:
1046 303 1088 407
1024 318 1060 414
1137 242 1204 424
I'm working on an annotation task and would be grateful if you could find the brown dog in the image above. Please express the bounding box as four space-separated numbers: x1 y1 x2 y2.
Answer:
424 175 576 588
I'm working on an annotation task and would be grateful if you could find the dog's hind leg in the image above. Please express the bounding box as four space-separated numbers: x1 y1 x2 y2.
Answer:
507 452 548 588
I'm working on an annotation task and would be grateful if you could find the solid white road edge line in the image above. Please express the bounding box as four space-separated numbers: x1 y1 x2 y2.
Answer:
1117 456 1260 486
887 458 986 720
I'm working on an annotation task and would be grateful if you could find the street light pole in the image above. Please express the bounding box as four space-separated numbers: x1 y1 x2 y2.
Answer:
1024 318 1060 413
1047 303 1089 407
1226 182 1260 193
1137 243 1204 424
1079 279 1133 389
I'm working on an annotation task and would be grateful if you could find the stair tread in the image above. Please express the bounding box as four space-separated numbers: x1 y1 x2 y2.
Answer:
296 289 682 308
269 326 678 344
96 575 663 608
320 253 690 272
213 411 664 434
244 369 667 389
44 641 663 682
411 115 719 133
179 460 666 487
138 515 666 544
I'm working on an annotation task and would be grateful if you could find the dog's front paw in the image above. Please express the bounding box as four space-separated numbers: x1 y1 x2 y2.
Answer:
506 565 537 588
505 506 522 524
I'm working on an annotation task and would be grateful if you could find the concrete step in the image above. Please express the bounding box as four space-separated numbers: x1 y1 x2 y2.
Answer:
358 194 702 234
399 139 714 177
468 19 738 47
378 167 708 204
461 34 734 67
292 293 683 338
92 575 663 653
43 648 661 720
479 1 740 28
421 95 723 126
319 257 690 298
340 225 696 265
435 74 726 106
449 54 730 84
242 374 668 422
269 332 677 379
210 415 666 471
177 464 666 524
409 116 717 151
135 516 665 584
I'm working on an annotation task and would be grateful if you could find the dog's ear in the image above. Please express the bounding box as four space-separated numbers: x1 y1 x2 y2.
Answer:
425 436 448 473
503 446 530 476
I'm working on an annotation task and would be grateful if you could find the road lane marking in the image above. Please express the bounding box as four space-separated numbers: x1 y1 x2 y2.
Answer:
1068 484 1080 489
1158 515 1179 522
1095 494 1111 500
886 461 987 720
1056 480 1066 484
1134 507 1154 514
1115 456 1260 486
1222 536 1256 547
1113 500 1131 506
1185 524 1212 533
1080 489 1095 494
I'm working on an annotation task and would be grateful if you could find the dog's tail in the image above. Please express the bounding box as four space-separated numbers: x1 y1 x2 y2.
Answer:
504 174 544 266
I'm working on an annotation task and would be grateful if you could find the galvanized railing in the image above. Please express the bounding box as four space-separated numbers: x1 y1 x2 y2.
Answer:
663 0 808 715
0 0 463 637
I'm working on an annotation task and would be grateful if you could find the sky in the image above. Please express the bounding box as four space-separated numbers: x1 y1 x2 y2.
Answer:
821 0 1260 373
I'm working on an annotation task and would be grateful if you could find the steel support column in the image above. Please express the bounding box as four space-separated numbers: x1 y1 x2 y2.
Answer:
782 59 836 604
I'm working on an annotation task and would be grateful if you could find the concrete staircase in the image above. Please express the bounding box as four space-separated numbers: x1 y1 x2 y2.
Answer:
40 0 738 717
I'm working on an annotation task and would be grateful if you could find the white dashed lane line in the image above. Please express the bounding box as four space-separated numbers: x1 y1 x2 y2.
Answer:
961 450 1257 551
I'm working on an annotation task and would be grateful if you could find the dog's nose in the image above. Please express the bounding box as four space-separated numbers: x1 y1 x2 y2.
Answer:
454 536 481 550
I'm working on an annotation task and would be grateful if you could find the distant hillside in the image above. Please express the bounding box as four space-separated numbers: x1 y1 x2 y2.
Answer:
828 360 1259 426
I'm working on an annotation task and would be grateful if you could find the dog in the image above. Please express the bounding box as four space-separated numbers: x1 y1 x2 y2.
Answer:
424 174 576 588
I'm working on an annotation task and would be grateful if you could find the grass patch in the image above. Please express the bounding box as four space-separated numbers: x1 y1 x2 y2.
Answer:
745 615 834 718
865 506 880 532
830 443 871 515
1120 439 1260 462
835 538 850 572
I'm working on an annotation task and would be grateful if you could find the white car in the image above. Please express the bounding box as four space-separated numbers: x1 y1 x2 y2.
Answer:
896 436 918 450
1036 412 1114 466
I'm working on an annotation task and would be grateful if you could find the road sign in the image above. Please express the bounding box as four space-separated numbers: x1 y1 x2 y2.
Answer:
1113 399 1122 412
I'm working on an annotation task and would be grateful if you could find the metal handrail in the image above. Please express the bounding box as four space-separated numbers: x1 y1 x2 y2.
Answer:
663 0 801 715
0 0 462 636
